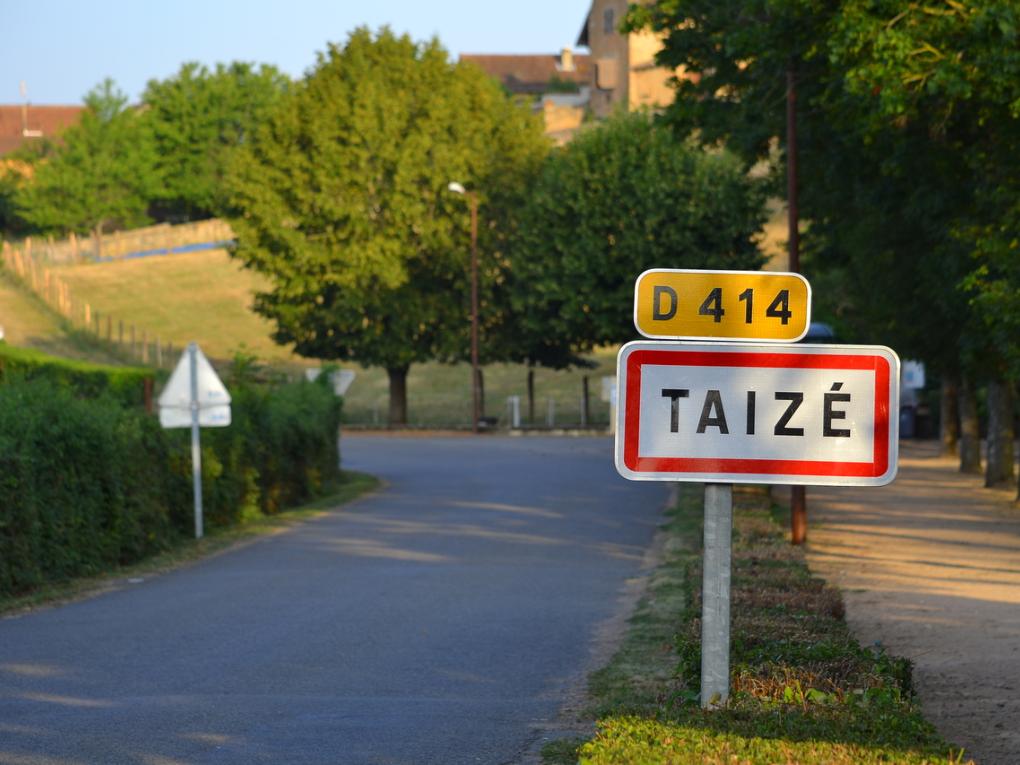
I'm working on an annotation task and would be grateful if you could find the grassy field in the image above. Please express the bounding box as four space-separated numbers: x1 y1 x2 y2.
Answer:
51 248 290 363
543 485 972 765
34 248 620 427
0 270 123 363
339 350 619 427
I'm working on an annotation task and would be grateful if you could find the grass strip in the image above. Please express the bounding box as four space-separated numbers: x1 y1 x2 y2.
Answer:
544 485 972 765
0 470 379 617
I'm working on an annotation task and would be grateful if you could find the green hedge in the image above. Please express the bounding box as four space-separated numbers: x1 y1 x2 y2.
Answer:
0 342 154 408
0 374 342 598
0 382 183 594
173 377 342 527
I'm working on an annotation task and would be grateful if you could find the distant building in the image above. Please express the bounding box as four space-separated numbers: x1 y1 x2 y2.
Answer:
0 104 83 156
576 0 684 119
460 49 591 144
460 50 591 97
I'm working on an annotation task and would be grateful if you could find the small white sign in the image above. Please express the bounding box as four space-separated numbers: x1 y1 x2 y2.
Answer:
158 344 231 429
305 367 356 396
158 405 232 429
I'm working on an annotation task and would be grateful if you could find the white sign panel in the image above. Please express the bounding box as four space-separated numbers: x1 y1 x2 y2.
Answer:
615 341 899 486
158 344 231 429
159 405 232 429
304 368 356 396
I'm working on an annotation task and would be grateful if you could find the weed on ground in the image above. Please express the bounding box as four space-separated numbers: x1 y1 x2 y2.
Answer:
543 485 973 765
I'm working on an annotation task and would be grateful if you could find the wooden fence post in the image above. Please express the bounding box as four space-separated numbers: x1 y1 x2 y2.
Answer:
143 377 154 414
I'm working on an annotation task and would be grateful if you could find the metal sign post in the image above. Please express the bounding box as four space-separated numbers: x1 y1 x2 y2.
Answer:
188 343 203 539
158 342 232 540
701 483 732 708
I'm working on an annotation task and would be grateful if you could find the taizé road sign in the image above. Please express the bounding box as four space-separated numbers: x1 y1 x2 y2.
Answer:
614 341 899 486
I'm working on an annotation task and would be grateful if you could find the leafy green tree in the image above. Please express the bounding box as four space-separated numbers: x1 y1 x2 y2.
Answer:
226 27 549 424
509 110 768 353
143 62 289 222
15 80 159 238
630 0 1020 478
626 1 969 361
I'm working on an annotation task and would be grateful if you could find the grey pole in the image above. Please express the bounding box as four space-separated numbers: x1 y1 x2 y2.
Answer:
188 342 203 539
701 483 733 708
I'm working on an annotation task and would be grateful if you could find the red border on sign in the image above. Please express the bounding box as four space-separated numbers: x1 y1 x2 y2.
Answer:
623 350 891 477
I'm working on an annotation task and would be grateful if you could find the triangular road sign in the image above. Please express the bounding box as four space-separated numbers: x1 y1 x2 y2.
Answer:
158 343 231 429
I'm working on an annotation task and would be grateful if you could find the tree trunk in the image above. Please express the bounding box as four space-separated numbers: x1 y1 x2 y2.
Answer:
477 368 485 420
527 368 535 424
387 365 409 426
940 374 959 456
959 378 982 474
985 379 1015 487
582 375 590 427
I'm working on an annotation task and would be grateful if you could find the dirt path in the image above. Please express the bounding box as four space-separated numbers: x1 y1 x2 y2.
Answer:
797 441 1020 764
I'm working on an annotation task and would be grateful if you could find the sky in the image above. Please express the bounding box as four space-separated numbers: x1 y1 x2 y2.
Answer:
2 0 593 105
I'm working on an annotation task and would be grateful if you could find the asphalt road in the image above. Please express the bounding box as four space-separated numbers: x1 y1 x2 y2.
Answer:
0 435 666 765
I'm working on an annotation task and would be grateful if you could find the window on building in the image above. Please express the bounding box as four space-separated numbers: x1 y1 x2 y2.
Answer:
603 8 615 35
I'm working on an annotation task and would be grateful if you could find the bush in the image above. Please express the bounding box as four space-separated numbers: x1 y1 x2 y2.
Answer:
171 376 342 526
0 381 183 594
0 371 342 598
0 342 153 408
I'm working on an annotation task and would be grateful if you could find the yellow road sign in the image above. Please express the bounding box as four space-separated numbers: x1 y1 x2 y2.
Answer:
634 269 811 342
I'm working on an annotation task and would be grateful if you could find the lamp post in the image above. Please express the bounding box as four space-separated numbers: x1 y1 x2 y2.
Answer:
448 181 481 433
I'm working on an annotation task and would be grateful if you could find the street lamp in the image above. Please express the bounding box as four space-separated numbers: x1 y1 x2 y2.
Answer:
448 181 481 433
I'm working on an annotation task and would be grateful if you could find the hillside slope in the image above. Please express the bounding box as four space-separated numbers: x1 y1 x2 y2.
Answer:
52 249 295 363
0 271 122 362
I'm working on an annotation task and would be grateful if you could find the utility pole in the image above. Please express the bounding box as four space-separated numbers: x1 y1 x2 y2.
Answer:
788 63 807 546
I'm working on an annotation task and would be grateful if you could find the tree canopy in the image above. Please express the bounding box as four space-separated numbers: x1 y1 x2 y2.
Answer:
631 0 1020 487
15 80 159 236
509 110 768 354
143 62 290 222
629 0 1020 374
226 27 550 423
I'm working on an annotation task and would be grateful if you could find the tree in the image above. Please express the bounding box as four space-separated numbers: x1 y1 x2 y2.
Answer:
823 0 1020 487
509 110 768 354
143 62 290 222
631 0 1020 483
15 80 159 238
226 28 549 424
